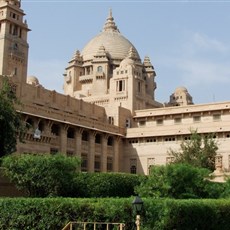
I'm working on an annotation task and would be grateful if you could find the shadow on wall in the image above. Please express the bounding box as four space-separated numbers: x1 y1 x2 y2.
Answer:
0 168 26 197
123 140 145 175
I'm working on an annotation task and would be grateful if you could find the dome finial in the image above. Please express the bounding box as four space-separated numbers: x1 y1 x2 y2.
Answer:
109 8 112 18
103 9 120 33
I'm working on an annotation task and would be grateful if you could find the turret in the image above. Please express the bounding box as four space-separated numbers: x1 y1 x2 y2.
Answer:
0 0 30 83
143 56 156 99
63 50 83 96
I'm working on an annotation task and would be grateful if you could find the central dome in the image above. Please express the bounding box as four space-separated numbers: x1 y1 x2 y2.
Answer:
81 10 140 61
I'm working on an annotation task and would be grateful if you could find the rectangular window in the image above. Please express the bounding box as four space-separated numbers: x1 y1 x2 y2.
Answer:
174 117 182 124
116 80 125 92
130 158 137 174
81 154 88 172
193 116 201 123
138 81 141 93
156 119 163 125
139 120 146 127
108 116 114 125
147 158 155 175
94 156 101 172
213 114 221 121
13 25 18 36
166 156 175 164
14 67 17 76
107 157 113 172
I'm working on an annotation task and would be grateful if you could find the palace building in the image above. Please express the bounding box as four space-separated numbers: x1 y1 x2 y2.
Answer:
1 0 230 175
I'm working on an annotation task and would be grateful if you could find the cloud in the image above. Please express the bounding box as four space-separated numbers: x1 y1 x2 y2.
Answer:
178 58 230 85
192 33 228 53
157 32 230 87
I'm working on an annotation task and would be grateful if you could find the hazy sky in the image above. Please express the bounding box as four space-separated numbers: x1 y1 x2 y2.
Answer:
22 0 230 104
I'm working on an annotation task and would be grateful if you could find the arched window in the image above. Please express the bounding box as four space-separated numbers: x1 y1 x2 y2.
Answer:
97 66 103 72
107 136 113 146
82 130 89 141
130 165 137 174
51 124 60 136
38 121 44 132
67 127 75 139
95 134 101 144
26 118 33 129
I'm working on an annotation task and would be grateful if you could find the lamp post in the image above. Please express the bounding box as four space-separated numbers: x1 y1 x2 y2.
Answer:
132 196 143 230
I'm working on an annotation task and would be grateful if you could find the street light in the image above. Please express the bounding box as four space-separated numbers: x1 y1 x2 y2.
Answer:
132 196 144 230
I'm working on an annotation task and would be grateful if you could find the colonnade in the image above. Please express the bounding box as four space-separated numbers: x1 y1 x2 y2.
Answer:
22 115 121 173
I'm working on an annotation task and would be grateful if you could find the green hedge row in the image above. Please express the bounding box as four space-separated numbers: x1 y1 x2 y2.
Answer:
1 198 230 229
73 172 144 197
1 153 143 197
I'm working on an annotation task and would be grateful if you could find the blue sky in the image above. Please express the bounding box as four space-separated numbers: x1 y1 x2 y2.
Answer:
22 0 230 104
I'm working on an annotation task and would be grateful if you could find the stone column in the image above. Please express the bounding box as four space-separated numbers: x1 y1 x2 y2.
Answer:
88 131 96 172
101 134 108 172
113 136 120 172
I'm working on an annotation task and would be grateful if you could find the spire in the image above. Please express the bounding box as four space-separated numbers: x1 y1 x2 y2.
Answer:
143 56 155 74
128 46 137 59
103 9 120 33
143 56 153 67
95 45 107 56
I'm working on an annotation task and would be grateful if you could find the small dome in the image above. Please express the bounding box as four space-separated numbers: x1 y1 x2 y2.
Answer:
119 57 135 68
27 75 40 86
175 86 188 93
119 46 139 68
81 10 140 62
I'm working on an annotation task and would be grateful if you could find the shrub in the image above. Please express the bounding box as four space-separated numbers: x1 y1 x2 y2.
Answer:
135 163 222 199
1 153 80 197
73 172 143 198
1 198 230 229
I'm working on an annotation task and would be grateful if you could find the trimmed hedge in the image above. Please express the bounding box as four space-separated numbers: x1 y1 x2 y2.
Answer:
73 172 144 198
0 198 134 230
1 198 230 229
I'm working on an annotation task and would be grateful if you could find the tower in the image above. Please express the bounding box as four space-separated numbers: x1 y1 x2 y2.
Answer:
0 0 30 83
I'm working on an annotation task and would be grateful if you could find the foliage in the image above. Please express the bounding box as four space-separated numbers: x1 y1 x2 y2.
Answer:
0 198 134 230
135 163 223 199
73 172 143 198
219 177 230 198
168 130 218 171
1 153 81 197
0 77 26 157
1 198 230 229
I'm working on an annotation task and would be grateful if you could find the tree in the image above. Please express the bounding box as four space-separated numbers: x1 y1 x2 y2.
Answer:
135 164 216 199
1 153 81 197
168 130 218 171
0 77 26 157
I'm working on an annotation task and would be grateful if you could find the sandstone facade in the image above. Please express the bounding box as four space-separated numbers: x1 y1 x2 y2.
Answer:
1 1 230 175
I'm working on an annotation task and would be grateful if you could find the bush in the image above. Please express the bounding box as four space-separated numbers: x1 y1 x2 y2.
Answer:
1 153 80 197
73 172 143 198
136 163 224 199
1 198 230 229
0 198 134 230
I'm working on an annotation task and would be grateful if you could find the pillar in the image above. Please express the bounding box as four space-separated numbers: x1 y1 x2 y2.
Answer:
88 131 96 172
113 136 120 172
101 134 108 172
